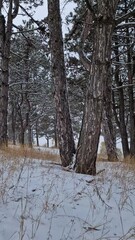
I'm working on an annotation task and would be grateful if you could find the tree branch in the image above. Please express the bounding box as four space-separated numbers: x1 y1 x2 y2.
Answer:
19 4 46 33
0 0 3 12
12 23 30 42
12 0 19 19
65 10 86 43
116 22 135 29
116 9 135 25
85 0 95 17
112 83 135 91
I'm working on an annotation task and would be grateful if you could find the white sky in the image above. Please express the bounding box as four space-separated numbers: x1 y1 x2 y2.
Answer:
14 0 76 34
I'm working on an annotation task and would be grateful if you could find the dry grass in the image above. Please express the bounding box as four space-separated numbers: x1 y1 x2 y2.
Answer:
0 145 60 163
97 154 108 162
123 155 135 164
0 145 135 239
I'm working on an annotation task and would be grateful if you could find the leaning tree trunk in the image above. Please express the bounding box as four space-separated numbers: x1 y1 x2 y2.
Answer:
48 0 75 167
75 2 119 175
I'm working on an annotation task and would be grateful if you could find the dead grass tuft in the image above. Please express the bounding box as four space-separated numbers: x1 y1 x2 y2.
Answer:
0 145 60 163
97 154 108 162
123 155 135 165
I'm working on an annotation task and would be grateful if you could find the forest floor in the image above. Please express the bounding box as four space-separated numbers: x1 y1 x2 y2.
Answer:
0 146 135 240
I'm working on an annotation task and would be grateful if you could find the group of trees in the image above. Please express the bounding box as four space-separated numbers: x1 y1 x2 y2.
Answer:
0 0 135 175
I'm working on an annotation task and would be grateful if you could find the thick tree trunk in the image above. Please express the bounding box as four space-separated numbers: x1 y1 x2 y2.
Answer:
48 0 75 167
0 13 8 146
0 1 19 146
75 10 116 175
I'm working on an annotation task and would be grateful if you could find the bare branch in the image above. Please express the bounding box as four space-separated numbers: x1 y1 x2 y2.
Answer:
12 27 39 35
116 22 135 29
116 9 135 25
19 4 46 33
112 83 135 91
12 23 30 42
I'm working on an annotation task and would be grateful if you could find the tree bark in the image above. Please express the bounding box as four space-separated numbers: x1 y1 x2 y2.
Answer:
35 121 39 147
0 1 19 146
19 127 25 145
48 0 75 167
126 29 135 156
75 2 118 175
102 80 118 161
28 125 32 148
0 12 8 146
102 109 118 162
113 37 130 157
11 106 16 145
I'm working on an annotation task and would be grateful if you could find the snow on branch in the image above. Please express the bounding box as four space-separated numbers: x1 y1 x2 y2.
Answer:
112 83 135 91
19 4 47 33
116 22 135 29
116 9 135 25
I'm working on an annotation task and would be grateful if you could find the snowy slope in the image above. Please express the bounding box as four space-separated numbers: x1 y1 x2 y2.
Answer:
0 155 135 240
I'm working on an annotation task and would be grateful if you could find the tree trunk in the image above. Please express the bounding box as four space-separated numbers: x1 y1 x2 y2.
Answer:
75 6 116 175
46 136 49 148
115 88 130 157
102 82 118 162
28 125 32 148
48 0 75 167
54 119 58 148
102 109 118 162
19 128 25 145
11 106 16 145
113 37 130 157
0 13 8 146
0 1 19 146
35 121 39 147
126 29 135 156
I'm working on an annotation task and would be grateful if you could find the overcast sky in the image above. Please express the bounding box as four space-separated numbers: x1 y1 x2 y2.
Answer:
14 0 76 34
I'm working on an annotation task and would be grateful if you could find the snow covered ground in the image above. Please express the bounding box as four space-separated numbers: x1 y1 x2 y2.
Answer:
0 153 135 240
